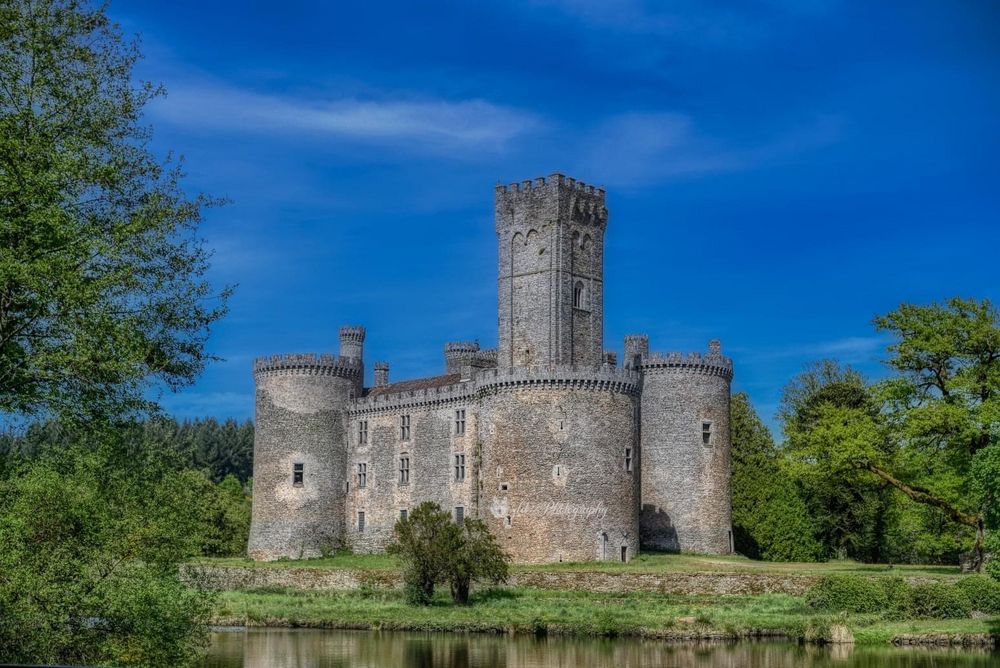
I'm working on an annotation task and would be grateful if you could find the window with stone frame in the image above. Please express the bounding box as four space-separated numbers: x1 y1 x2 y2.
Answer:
454 506 464 523
624 447 633 473
573 281 586 309
357 462 367 489
454 453 465 481
400 414 411 441
455 408 466 436
292 462 304 486
358 420 368 445
400 508 408 521
702 420 713 445
357 511 365 532
399 455 410 484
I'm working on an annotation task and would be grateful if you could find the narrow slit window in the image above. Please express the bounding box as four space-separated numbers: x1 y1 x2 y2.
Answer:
400 414 411 441
357 511 365 532
292 462 304 487
505 515 512 528
573 281 585 309
702 421 712 445
399 456 410 485
454 506 464 523
455 409 466 436
625 447 633 473
357 462 367 489
454 453 466 481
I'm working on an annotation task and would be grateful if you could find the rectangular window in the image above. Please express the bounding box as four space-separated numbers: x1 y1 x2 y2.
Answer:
358 511 365 532
625 447 633 473
357 462 367 489
358 420 368 445
399 456 410 484
400 414 411 441
455 409 466 436
454 506 464 523
702 421 712 445
400 509 408 521
454 453 466 481
292 462 304 487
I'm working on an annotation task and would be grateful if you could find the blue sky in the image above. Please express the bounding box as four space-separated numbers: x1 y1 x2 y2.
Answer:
114 0 999 434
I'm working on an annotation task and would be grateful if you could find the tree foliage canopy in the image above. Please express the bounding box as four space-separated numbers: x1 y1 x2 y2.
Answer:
0 0 229 423
730 392 822 562
389 502 509 605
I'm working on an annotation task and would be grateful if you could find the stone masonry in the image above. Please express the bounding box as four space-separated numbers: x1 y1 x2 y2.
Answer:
248 173 734 563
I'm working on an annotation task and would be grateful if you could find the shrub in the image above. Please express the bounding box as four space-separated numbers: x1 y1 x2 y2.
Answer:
907 583 972 619
806 575 907 614
955 576 1000 615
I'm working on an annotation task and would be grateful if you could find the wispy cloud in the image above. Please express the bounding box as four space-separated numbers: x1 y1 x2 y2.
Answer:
739 336 887 364
527 0 836 46
150 81 542 153
581 112 844 186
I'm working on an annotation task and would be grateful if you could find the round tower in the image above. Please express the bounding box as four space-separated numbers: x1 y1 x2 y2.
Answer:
444 341 480 374
339 325 366 362
247 350 363 560
638 340 733 554
477 367 641 563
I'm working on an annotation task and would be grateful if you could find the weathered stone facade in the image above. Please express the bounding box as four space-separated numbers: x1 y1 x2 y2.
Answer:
248 173 734 562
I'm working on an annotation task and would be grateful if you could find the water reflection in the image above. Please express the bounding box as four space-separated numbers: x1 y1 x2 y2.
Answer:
203 628 1000 668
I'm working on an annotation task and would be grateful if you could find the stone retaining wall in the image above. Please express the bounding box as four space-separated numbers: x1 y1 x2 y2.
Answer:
182 564 837 595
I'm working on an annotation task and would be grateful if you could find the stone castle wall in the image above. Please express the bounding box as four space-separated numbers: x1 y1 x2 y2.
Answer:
247 354 362 560
477 367 641 563
638 343 734 554
346 384 478 554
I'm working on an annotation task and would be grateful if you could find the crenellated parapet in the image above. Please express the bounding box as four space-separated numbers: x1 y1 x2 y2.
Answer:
253 353 363 381
478 365 640 396
639 340 733 380
495 172 608 229
349 379 476 416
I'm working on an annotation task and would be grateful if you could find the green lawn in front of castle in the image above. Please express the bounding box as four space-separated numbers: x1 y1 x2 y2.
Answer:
209 586 997 645
194 551 960 579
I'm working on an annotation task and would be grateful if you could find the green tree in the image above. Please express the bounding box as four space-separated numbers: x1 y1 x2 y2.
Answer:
388 502 457 604
730 392 822 562
448 518 510 604
780 361 896 561
389 502 510 605
0 435 214 665
0 0 229 424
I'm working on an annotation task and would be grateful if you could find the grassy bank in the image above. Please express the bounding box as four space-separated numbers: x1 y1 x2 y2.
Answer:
196 552 960 579
210 586 999 646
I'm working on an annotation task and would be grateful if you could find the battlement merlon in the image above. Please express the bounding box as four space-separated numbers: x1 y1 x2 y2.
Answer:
252 353 364 380
638 340 734 380
494 172 608 229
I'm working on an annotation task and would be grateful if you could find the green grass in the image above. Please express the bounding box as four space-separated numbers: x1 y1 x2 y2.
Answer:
210 586 997 644
195 552 960 579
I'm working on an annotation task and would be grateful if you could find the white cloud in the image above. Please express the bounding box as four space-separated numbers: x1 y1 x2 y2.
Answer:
525 0 836 45
742 336 887 364
581 112 844 186
150 82 541 152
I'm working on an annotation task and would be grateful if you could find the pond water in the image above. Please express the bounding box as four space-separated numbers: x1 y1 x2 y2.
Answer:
203 628 1000 668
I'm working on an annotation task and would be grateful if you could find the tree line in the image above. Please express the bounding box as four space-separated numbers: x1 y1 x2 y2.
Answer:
731 298 998 579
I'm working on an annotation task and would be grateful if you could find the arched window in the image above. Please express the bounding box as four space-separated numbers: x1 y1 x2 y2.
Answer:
573 281 585 309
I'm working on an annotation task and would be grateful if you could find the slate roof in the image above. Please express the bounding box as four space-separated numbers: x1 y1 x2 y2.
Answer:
363 373 463 397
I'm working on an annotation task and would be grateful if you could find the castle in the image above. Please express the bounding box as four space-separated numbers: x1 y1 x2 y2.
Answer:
248 173 734 563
